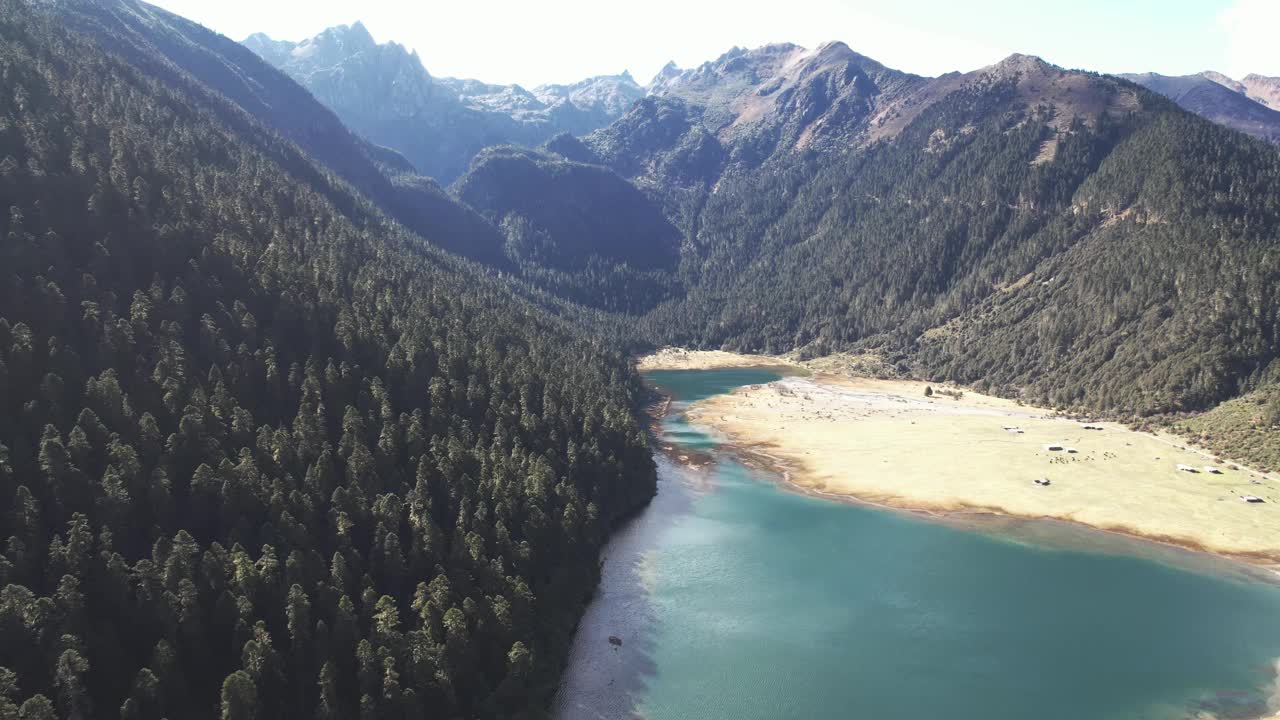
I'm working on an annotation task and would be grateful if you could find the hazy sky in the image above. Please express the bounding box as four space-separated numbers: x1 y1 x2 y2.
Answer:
148 0 1279 88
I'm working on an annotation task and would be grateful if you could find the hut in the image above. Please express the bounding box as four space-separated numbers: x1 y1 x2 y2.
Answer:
1044 444 1064 452
1241 495 1266 504
1203 466 1222 474
1176 464 1199 473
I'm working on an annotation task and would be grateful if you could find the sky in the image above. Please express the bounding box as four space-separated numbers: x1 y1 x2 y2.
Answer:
148 0 1280 88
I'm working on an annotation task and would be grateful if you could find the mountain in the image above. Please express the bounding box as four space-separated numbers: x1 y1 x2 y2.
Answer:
1120 71 1280 142
564 47 1280 416
589 47 1136 197
1202 72 1280 112
1238 74 1280 111
49 0 675 306
439 71 643 130
1 2 656 719
645 42 927 156
46 0 509 266
455 145 682 313
531 71 645 122
242 24 645 183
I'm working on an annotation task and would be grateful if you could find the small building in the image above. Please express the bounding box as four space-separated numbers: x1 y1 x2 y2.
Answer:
1034 478 1051 486
1241 495 1266 504
1176 464 1199 473
1203 466 1222 474
1045 444 1064 452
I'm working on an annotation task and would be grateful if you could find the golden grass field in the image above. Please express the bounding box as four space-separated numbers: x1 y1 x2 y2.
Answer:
660 353 1280 565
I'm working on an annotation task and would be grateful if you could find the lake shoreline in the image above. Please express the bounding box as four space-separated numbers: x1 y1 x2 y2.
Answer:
640 351 1280 576
719 433 1280 582
628 363 1280 720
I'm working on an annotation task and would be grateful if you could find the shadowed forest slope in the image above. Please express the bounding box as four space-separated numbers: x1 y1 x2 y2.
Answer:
0 3 655 718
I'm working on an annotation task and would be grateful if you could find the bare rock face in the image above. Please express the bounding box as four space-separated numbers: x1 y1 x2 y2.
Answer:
645 41 926 157
1239 74 1280 112
243 24 644 183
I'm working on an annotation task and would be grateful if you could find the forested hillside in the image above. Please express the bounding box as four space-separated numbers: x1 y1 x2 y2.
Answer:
914 111 1280 412
455 146 682 313
48 0 510 267
0 4 655 720
634 77 1280 414
553 50 1280 417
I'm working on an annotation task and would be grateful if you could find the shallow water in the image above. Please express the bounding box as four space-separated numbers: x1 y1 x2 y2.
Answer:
554 369 1280 720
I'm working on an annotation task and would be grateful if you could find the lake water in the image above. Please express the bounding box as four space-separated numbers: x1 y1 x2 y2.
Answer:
554 368 1280 720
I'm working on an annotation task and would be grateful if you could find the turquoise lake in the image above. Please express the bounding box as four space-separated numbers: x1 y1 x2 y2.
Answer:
554 368 1280 720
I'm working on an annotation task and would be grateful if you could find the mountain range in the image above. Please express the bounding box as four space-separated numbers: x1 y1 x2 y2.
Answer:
476 42 1280 418
243 26 1277 417
239 24 1280 180
4 0 1280 717
243 23 645 182
1121 70 1280 142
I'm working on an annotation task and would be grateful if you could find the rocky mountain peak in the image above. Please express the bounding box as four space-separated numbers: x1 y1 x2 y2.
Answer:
650 61 681 88
330 20 374 48
242 22 650 181
294 21 378 63
241 32 294 66
1200 70 1245 93
643 41 925 155
1239 74 1280 111
985 53 1057 80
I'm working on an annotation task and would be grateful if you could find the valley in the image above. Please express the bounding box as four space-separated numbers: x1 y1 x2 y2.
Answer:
3 0 1280 717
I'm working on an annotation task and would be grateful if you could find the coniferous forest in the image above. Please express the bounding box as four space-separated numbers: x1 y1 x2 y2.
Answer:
0 3 654 717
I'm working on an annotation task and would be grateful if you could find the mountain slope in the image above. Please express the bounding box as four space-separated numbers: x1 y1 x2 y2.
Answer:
914 110 1280 412
455 146 682 312
50 0 676 311
649 42 927 155
1230 73 1280 112
242 24 644 183
590 50 1137 203
1175 385 1280 472
48 0 509 266
582 48 1280 416
1120 71 1280 142
0 3 655 719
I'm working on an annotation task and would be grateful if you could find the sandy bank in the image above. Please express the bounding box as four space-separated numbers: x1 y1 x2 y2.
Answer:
662 356 1280 565
635 348 799 371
